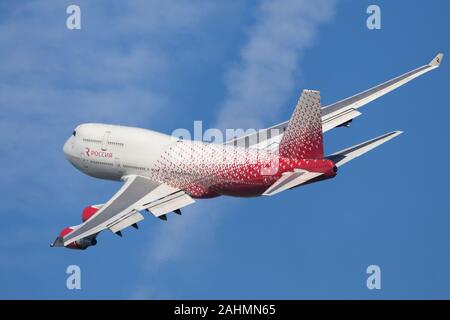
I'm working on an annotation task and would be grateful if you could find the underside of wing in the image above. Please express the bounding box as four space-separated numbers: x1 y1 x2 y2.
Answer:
52 175 195 248
143 188 195 218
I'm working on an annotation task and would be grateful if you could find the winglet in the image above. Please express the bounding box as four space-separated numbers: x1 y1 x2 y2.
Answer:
429 53 444 67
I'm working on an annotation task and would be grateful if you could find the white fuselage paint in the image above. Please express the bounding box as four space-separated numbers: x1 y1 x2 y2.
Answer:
62 123 306 198
63 123 177 181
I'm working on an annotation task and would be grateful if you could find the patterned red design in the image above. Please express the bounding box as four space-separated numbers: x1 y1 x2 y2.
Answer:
279 90 323 159
142 90 331 198
146 139 335 198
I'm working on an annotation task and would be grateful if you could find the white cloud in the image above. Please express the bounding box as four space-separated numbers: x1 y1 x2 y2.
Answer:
135 0 337 298
0 0 337 297
0 1 223 215
133 198 229 299
145 200 224 266
217 0 336 130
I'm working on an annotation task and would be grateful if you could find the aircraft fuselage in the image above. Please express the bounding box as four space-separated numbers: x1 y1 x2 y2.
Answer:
63 123 336 198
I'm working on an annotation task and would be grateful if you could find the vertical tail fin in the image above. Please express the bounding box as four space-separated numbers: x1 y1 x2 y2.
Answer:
279 90 323 159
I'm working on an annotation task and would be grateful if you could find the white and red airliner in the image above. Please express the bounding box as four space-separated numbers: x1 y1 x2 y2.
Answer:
52 53 443 250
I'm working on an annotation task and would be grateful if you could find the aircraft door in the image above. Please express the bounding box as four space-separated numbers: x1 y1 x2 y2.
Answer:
101 131 111 151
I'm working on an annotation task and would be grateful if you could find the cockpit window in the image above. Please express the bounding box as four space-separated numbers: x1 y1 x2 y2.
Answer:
72 130 77 136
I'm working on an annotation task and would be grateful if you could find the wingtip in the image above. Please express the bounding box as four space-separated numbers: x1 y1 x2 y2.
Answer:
385 130 403 139
51 236 64 248
429 53 444 67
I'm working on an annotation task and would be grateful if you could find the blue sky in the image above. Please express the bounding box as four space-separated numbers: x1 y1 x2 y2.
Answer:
0 0 449 299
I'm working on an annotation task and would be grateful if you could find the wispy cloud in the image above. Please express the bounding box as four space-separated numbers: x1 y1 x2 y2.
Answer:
0 0 233 297
0 0 221 215
0 0 337 298
137 0 337 298
145 200 224 265
217 0 336 129
132 198 228 299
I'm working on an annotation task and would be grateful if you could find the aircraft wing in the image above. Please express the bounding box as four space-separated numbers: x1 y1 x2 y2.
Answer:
52 175 194 247
227 53 443 150
320 53 443 132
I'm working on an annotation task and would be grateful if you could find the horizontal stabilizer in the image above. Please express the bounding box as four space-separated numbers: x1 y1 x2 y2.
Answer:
326 131 403 167
263 170 323 196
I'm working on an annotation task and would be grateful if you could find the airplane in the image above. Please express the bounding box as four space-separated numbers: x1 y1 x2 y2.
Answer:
52 53 443 250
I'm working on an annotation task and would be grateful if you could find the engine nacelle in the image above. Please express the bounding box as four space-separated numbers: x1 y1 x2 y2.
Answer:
81 205 100 222
59 227 97 250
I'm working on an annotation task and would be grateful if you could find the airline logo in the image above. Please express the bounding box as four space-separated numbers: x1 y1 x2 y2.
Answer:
85 147 112 158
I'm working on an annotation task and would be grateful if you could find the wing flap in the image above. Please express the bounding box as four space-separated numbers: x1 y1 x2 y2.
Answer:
108 211 144 233
322 108 362 132
145 191 195 217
